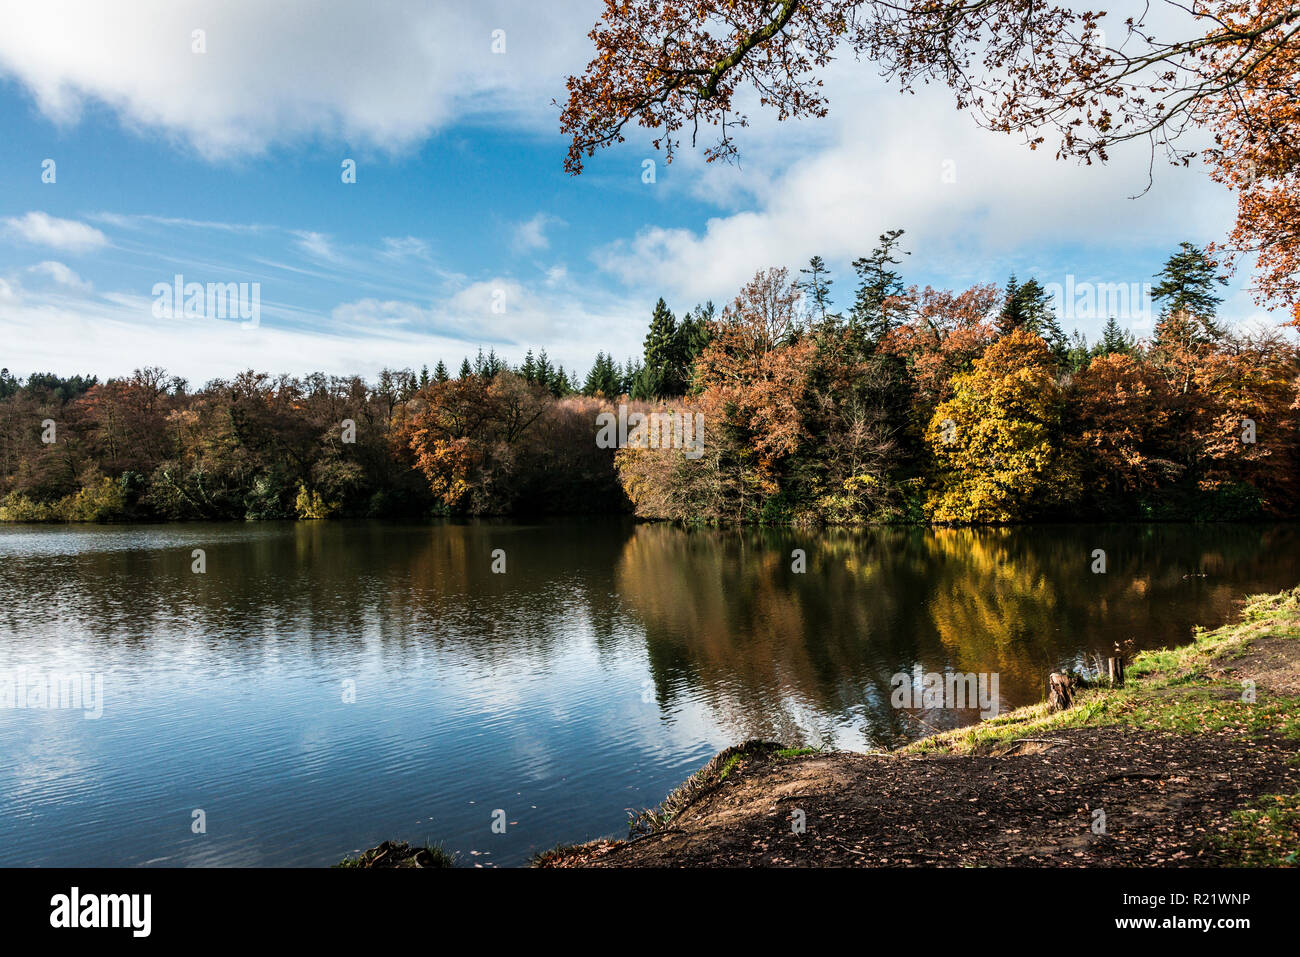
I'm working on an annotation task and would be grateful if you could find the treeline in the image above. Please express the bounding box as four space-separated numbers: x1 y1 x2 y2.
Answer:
0 364 631 522
2 237 1296 525
615 236 1299 524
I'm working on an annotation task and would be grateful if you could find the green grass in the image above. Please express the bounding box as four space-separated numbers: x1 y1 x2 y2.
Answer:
1214 794 1300 867
775 747 821 758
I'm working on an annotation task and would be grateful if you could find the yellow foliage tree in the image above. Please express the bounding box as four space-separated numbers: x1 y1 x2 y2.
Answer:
294 482 339 520
926 329 1072 524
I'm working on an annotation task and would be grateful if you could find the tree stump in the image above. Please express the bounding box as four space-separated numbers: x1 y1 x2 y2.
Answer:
1106 656 1126 688
1048 672 1074 712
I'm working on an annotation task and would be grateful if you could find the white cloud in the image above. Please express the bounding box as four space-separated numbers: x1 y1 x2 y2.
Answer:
293 231 338 263
26 260 92 290
588 42 1261 331
0 0 598 159
0 271 643 382
335 276 642 367
511 213 563 254
379 236 432 261
4 211 108 252
88 212 266 233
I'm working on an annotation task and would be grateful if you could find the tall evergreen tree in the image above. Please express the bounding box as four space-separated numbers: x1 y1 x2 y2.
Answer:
521 349 537 384
622 356 644 396
583 351 621 397
668 302 715 396
1065 330 1092 372
1152 242 1228 322
642 297 685 397
998 275 1024 333
851 229 908 344
999 275 1067 361
550 364 577 397
535 349 554 388
1097 316 1136 356
458 357 473 379
797 255 837 323
433 360 450 383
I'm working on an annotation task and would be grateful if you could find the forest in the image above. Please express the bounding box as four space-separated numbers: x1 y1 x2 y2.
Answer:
1 240 1296 526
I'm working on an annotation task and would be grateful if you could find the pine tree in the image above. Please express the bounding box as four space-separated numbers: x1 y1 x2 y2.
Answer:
642 297 683 397
999 276 1066 362
998 276 1024 334
629 362 655 400
623 356 645 397
1152 242 1228 324
419 364 430 388
550 364 575 397
851 229 908 344
675 302 715 395
1020 280 1067 362
458 357 473 379
521 349 537 384
535 349 554 387
1065 330 1092 372
583 351 620 397
1098 316 1136 356
797 255 837 323
434 360 450 383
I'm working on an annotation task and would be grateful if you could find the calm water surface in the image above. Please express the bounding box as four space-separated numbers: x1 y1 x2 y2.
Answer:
1 520 1296 866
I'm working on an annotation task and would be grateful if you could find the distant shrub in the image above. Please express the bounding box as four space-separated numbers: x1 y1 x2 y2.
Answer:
60 476 128 522
295 482 340 519
0 492 59 522
0 476 125 523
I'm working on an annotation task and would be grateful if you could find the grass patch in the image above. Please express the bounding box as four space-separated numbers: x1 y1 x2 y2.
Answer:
1213 793 1300 867
776 747 821 758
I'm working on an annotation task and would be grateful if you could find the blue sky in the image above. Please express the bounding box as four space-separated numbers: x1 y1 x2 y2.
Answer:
0 1 1281 384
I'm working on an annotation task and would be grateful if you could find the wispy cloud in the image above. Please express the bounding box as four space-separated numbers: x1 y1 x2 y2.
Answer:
26 260 92 291
379 236 432 261
293 231 339 263
512 213 563 254
88 212 267 234
4 211 108 252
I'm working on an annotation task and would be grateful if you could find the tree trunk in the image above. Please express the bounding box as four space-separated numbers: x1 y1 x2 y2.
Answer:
1048 672 1073 711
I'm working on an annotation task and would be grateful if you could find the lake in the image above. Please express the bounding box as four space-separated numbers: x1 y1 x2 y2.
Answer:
1 519 1296 866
